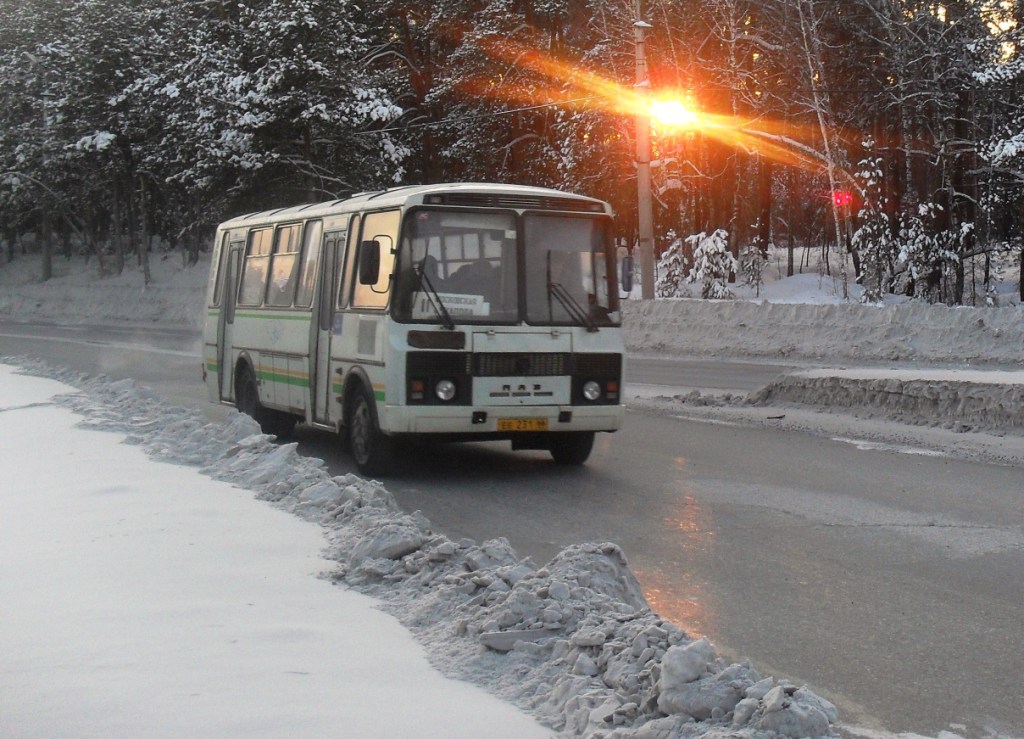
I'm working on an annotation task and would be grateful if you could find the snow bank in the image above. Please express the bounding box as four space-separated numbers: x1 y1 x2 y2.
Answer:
4 254 1023 368
751 371 1024 434
0 253 208 329
5 356 840 738
622 299 1024 365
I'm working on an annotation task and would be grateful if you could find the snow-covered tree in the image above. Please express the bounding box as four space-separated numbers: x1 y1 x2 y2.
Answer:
740 241 767 297
897 204 965 304
851 143 895 304
655 233 690 298
687 229 738 299
974 2 1024 301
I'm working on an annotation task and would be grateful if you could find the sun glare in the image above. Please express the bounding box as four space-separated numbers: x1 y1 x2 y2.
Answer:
649 98 700 129
462 38 831 174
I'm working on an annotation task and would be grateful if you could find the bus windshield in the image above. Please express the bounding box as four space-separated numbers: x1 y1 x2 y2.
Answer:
393 208 618 327
522 213 617 327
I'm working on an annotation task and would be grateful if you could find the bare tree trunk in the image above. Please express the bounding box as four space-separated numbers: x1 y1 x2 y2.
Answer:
796 0 847 298
111 179 125 275
758 155 772 256
61 225 72 260
39 216 53 282
1019 193 1024 302
787 228 795 276
5 228 15 264
1020 248 1024 302
140 177 152 285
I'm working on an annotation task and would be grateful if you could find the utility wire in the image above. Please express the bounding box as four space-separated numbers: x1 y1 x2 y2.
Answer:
352 95 599 136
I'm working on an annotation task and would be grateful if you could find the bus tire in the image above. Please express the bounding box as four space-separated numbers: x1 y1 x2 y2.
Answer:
348 386 393 476
235 366 296 439
548 431 595 465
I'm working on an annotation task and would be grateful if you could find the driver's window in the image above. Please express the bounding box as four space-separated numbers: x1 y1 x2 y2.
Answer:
352 210 399 309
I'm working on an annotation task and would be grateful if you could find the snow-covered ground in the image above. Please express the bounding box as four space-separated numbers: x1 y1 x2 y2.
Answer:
0 366 550 739
2 250 1023 737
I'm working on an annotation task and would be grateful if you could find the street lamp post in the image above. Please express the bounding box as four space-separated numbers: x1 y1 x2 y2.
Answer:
634 20 655 300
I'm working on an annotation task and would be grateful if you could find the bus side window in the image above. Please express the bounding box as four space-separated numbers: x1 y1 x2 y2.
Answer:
266 223 302 307
339 215 360 309
295 220 323 308
238 227 273 306
211 231 229 306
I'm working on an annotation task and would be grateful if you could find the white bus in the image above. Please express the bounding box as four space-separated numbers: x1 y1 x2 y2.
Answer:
202 183 628 474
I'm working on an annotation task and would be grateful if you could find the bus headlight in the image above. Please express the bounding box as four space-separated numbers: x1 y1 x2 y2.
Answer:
435 379 457 402
582 380 602 401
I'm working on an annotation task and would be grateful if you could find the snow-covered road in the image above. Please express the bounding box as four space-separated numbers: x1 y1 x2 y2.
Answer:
1 360 846 738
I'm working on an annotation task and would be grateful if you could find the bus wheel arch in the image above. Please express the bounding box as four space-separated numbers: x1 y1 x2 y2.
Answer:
343 371 392 476
234 357 296 439
234 357 260 417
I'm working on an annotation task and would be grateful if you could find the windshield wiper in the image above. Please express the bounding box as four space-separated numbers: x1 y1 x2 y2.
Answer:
416 260 455 331
548 281 598 332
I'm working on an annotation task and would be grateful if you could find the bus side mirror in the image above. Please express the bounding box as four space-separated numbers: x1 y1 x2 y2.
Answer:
620 254 634 294
358 240 381 285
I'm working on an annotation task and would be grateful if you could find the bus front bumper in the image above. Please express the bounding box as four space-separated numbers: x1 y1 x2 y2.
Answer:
381 404 624 435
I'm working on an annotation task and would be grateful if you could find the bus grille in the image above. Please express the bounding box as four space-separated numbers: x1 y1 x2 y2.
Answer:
573 353 622 376
408 352 472 375
475 352 569 377
408 351 621 378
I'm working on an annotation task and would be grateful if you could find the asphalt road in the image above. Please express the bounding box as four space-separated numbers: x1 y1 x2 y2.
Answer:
2 320 1022 738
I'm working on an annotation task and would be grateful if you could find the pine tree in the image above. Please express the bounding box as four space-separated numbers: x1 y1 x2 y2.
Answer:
687 229 738 299
851 142 894 303
655 234 689 298
740 240 767 297
897 204 962 303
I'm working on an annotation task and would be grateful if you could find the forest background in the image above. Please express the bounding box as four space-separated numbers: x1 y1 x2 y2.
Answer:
3 0 1024 306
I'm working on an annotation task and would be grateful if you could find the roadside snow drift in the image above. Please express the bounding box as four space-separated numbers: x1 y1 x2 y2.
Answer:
3 357 839 738
622 299 1024 365
0 366 548 738
751 369 1024 434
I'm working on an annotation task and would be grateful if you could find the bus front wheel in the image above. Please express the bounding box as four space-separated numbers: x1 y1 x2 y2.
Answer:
548 431 595 465
348 388 393 476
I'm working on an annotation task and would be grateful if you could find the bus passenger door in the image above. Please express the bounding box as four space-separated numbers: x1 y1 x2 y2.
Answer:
218 241 244 402
312 231 345 423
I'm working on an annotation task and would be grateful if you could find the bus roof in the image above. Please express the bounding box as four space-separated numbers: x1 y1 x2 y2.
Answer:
217 182 611 230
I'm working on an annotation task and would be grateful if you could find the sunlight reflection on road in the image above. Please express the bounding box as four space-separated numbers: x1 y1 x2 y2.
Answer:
634 460 718 638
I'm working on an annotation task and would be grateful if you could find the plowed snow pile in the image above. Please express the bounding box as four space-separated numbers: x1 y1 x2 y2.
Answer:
622 297 1024 365
6 357 839 738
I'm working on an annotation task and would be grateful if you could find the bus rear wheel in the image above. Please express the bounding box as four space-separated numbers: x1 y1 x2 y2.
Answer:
348 387 393 476
235 367 296 438
548 431 595 465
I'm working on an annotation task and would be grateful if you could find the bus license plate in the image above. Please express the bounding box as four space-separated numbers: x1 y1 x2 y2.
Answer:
497 418 548 432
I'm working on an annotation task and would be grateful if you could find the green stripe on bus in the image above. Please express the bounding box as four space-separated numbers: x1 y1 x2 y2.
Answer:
235 311 311 321
255 369 310 388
